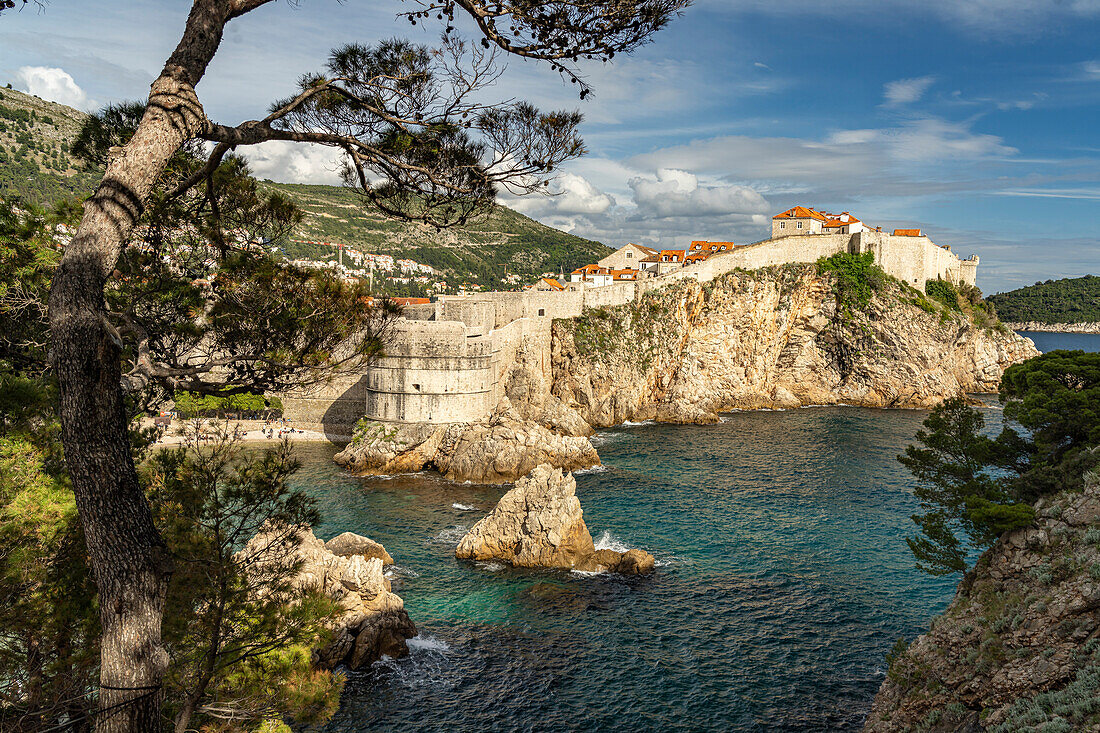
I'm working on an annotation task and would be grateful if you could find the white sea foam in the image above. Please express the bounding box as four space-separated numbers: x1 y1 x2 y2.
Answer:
475 560 506 572
451 502 477 511
593 530 631 553
429 524 468 545
620 419 656 427
385 565 420 579
573 464 607 475
570 568 606 577
407 634 451 654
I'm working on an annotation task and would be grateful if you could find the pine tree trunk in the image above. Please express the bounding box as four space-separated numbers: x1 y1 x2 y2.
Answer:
46 3 235 730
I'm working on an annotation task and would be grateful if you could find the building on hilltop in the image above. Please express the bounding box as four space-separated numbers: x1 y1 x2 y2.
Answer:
772 206 830 237
772 207 868 238
571 264 614 288
598 242 659 271
528 277 565 292
656 249 686 276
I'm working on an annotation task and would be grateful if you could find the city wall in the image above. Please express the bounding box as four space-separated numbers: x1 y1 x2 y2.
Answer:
281 231 979 436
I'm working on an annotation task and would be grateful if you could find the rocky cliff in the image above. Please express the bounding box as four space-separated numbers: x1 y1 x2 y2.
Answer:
865 469 1100 731
334 405 599 484
455 464 656 574
240 526 417 670
551 265 1037 426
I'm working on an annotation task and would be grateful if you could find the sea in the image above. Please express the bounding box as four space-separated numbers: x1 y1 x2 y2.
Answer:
291 331 1100 732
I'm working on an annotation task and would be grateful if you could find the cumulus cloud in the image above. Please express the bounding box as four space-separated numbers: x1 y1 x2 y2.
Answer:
628 169 770 218
501 172 615 218
883 76 935 106
242 141 346 186
16 66 94 110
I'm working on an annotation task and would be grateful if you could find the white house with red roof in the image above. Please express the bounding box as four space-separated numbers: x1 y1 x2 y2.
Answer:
772 207 868 238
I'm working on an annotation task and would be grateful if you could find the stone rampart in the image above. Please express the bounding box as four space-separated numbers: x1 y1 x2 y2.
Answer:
280 230 981 437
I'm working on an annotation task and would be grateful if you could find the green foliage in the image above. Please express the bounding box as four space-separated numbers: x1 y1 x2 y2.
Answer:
988 275 1100 324
262 181 610 286
926 279 961 312
173 390 279 418
816 252 887 315
146 435 344 731
900 351 1100 575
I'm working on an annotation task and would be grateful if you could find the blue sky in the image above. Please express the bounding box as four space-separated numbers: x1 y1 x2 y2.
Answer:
2 0 1099 292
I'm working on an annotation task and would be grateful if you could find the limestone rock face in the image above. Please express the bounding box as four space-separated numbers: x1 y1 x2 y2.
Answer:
335 406 600 484
551 266 1039 427
240 526 416 670
455 464 655 574
865 469 1100 731
326 531 393 564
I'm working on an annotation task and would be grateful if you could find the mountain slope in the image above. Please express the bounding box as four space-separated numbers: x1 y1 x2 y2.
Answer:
261 181 610 281
0 86 99 203
0 86 611 282
989 275 1100 324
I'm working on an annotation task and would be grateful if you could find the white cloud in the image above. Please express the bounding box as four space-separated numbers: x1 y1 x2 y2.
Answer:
883 76 935 106
628 169 770 218
242 141 346 185
15 66 94 110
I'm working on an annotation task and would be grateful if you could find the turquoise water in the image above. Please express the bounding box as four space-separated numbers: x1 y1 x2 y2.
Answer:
293 407 968 732
1018 330 1100 353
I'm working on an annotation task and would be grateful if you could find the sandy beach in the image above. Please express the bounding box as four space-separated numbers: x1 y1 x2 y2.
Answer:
143 418 346 446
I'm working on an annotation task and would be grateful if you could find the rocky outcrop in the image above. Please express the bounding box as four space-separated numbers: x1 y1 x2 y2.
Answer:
325 531 394 564
865 469 1100 732
455 464 655 574
334 404 599 484
1007 321 1100 334
552 265 1038 426
240 527 416 670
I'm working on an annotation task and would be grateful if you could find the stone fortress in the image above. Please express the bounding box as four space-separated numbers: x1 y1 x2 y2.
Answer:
282 207 981 435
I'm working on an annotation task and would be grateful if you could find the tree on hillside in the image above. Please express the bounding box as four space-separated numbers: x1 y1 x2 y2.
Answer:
32 1 691 730
900 351 1100 576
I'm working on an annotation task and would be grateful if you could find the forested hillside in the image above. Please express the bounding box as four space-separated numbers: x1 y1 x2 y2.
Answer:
0 87 99 203
989 275 1100 324
262 181 610 281
0 86 610 284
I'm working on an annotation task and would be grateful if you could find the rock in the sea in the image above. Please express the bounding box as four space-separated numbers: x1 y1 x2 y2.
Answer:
334 406 600 484
455 464 655 574
240 525 416 670
326 531 394 564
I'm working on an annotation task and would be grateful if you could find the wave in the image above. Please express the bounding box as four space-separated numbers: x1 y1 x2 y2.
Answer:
385 564 420 579
572 465 607 476
620 419 656 427
407 634 451 654
593 530 631 553
570 568 606 577
475 560 506 572
429 524 468 546
451 503 477 511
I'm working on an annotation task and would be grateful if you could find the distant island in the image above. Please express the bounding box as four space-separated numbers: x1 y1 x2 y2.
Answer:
990 275 1100 332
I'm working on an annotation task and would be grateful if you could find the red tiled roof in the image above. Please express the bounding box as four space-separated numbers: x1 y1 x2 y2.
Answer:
538 277 565 290
893 229 922 237
390 297 430 306
659 250 685 262
773 206 830 222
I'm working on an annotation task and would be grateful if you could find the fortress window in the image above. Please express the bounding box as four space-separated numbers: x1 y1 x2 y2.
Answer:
779 222 785 229
797 221 803 229
538 309 546 317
